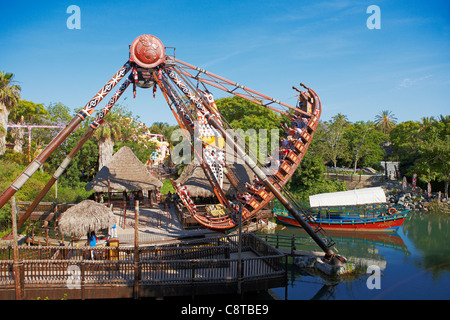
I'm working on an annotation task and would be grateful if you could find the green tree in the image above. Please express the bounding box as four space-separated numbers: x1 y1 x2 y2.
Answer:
149 122 176 139
0 71 21 155
217 96 282 130
46 102 72 124
344 121 387 172
412 116 449 197
0 158 92 232
20 102 72 167
287 152 346 200
45 120 99 188
374 110 397 134
9 100 48 124
390 116 449 197
389 120 421 175
8 100 49 154
216 96 283 161
94 111 122 170
318 113 350 171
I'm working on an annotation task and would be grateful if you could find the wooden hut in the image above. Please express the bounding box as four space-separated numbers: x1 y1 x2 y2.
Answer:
176 162 271 228
174 161 275 229
58 200 115 237
175 162 255 200
85 146 163 206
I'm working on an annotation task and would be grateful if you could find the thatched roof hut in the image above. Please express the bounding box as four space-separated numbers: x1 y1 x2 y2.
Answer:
176 162 255 198
58 200 115 237
85 146 163 193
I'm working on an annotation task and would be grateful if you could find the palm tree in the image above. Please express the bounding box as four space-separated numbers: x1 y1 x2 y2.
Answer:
94 115 122 171
417 116 437 138
149 121 179 155
438 114 450 127
148 122 174 139
420 116 436 127
0 71 21 155
374 110 397 134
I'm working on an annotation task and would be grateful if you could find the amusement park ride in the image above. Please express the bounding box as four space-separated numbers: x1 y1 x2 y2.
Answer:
0 35 345 265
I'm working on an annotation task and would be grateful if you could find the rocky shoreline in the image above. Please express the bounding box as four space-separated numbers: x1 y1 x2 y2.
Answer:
381 180 449 213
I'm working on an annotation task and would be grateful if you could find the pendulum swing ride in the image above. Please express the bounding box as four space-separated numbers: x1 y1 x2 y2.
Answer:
0 35 345 265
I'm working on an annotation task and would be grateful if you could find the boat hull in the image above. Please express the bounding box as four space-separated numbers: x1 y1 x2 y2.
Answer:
276 213 408 232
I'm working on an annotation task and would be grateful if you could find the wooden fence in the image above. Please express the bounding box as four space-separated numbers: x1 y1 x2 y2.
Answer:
0 233 286 299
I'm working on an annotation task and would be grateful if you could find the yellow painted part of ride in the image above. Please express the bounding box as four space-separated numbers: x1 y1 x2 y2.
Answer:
201 136 225 148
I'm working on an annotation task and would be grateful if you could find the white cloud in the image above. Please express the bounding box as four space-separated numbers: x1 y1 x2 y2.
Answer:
399 74 432 88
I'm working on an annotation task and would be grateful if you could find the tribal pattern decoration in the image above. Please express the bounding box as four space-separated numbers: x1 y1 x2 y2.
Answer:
165 69 205 112
90 77 132 129
77 61 131 120
160 73 196 131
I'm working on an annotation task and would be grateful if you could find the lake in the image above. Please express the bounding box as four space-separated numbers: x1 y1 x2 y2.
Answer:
266 211 450 300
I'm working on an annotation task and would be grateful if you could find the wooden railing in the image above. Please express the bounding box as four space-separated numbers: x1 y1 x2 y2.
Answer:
0 233 286 298
0 255 284 287
24 225 74 246
255 232 319 254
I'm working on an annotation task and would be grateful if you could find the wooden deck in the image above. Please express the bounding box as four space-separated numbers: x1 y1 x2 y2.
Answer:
0 233 286 300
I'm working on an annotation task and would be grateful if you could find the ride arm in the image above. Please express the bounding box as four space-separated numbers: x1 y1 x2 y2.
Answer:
166 57 310 117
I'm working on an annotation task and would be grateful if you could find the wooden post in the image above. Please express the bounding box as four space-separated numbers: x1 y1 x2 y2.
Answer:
11 197 22 300
237 203 243 295
284 255 288 300
80 261 85 300
134 200 140 299
291 235 296 256
107 177 111 207
123 201 127 229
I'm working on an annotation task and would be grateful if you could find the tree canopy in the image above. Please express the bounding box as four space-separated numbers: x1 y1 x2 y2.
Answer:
216 96 284 162
390 115 449 196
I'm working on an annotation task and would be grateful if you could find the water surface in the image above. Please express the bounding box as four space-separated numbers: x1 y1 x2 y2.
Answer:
268 211 450 300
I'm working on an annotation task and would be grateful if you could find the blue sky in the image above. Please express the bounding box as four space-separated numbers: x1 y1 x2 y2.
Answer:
1 0 449 126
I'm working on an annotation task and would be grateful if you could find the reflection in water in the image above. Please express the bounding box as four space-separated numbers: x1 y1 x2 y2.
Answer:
404 213 450 278
266 211 450 299
310 284 337 300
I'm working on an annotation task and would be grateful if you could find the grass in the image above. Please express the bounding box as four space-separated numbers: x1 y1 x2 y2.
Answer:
160 178 176 195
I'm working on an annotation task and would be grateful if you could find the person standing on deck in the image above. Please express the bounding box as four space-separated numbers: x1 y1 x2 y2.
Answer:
89 231 97 260
110 218 118 238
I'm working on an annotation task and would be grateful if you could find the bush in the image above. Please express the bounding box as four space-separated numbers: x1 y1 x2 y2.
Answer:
287 153 347 201
160 178 175 195
0 159 92 232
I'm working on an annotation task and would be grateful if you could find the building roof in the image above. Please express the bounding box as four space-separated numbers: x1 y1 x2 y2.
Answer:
58 200 115 237
175 161 255 198
85 146 163 193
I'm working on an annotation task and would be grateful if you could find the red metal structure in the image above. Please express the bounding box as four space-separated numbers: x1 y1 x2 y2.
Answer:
0 35 344 264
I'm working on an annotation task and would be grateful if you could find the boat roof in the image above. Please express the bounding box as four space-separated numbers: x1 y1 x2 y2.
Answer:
309 187 386 208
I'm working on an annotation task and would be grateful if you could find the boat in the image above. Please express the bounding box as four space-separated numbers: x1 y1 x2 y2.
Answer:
275 187 410 232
